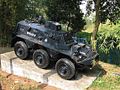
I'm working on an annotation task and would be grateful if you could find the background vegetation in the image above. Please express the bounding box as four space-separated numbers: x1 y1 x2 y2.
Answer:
97 21 120 65
0 0 120 64
0 0 45 46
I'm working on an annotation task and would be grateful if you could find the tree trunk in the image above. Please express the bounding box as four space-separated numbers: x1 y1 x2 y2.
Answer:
92 0 101 50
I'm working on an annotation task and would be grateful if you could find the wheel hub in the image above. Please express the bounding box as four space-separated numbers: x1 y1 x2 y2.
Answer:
59 64 68 76
36 55 43 65
17 47 24 56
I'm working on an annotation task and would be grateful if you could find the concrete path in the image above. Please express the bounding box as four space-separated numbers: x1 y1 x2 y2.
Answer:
0 51 101 90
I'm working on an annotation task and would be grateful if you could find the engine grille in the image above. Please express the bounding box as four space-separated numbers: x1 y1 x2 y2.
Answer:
79 46 94 57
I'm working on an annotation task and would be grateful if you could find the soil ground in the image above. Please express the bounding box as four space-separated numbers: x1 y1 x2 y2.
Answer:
0 70 59 90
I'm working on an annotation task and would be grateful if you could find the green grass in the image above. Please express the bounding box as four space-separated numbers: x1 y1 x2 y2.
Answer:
88 62 120 90
91 76 120 90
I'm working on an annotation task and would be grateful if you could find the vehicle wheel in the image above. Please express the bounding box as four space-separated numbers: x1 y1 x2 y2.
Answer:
14 41 28 59
55 58 75 80
33 49 49 69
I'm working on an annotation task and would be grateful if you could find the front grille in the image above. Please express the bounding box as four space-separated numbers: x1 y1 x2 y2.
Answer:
79 46 92 57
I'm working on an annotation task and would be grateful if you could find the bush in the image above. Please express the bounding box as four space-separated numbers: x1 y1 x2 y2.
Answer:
76 32 92 43
97 22 120 65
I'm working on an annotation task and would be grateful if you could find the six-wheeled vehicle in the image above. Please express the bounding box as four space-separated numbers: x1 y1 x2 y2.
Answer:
11 18 99 80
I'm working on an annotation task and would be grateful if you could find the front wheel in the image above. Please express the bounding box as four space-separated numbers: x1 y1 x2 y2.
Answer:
55 58 75 80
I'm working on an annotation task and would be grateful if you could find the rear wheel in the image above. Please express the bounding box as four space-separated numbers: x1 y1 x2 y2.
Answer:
14 41 28 59
33 49 50 69
55 58 75 80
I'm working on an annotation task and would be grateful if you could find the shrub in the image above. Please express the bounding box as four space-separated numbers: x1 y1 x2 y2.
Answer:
97 22 120 65
76 32 92 43
97 23 120 53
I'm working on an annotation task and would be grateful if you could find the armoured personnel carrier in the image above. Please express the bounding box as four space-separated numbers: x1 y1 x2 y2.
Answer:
11 18 99 80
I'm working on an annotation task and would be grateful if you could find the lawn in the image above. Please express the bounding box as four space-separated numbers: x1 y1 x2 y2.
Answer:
88 61 120 90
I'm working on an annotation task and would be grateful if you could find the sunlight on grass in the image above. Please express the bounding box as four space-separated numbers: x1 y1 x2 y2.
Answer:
88 61 120 90
90 75 120 90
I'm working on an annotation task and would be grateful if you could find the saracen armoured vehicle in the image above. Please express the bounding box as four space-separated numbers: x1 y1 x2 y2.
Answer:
11 18 99 80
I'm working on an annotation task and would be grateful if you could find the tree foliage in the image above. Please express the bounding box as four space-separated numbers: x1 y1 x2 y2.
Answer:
45 0 86 33
100 0 120 23
0 0 46 30
87 0 120 23
97 22 120 54
0 0 45 46
1 0 120 47
97 21 120 64
86 0 120 50
0 0 86 43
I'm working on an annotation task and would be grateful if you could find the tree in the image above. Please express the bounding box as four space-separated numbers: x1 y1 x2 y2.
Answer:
26 0 46 18
86 0 120 49
0 0 45 46
45 0 86 33
92 0 101 41
0 0 28 33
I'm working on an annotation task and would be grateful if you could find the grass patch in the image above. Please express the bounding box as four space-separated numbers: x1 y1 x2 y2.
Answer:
91 76 120 90
88 62 120 90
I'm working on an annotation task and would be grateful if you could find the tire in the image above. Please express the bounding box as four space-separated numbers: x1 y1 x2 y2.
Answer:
14 41 28 59
33 49 49 69
55 58 75 80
